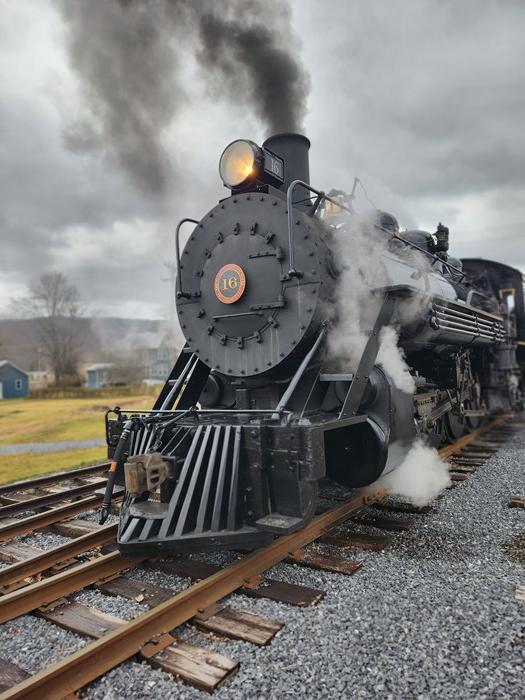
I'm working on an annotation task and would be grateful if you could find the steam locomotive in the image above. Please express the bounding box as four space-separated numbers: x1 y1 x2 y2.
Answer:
101 134 525 556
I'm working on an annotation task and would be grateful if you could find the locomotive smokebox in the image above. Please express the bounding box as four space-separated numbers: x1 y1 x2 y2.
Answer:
263 133 310 191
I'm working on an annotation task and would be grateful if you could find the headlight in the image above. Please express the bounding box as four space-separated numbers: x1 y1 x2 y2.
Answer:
219 139 262 189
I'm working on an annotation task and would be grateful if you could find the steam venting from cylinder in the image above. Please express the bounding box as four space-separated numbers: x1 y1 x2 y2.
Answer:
56 0 310 195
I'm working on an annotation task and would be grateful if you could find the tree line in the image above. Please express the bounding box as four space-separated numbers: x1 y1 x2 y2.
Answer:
11 272 84 386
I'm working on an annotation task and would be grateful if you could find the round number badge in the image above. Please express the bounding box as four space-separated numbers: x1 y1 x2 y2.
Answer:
214 263 246 304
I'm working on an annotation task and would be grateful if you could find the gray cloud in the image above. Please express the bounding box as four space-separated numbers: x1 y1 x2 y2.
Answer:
1 0 524 322
299 0 525 199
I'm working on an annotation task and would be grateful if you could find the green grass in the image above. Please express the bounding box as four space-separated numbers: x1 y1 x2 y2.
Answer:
0 394 154 445
0 447 107 484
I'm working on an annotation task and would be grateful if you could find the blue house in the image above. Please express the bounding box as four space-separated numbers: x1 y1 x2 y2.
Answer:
86 363 115 389
0 360 29 399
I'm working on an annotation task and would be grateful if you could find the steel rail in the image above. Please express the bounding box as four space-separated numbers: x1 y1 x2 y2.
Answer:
0 488 385 699
0 524 117 588
0 495 103 542
0 462 109 496
0 480 107 518
0 550 143 624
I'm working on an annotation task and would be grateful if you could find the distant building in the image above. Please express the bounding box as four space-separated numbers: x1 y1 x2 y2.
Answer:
139 333 176 382
86 363 115 389
28 370 53 391
0 360 29 399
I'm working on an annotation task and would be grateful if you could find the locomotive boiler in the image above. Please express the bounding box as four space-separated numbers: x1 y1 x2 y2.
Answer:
101 134 525 556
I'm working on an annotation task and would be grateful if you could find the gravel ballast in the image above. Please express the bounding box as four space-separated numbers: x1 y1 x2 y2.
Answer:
1 428 524 699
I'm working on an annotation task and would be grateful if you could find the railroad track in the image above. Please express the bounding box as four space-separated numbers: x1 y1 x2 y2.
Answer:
0 461 109 498
0 418 521 699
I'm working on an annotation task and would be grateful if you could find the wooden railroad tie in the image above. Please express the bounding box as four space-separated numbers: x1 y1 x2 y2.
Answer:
96 575 283 645
509 496 525 509
447 465 477 474
148 558 326 607
371 501 434 515
449 473 470 482
38 601 239 693
515 585 525 601
350 513 415 532
50 518 102 538
144 637 238 693
0 658 30 694
285 549 362 575
317 531 391 551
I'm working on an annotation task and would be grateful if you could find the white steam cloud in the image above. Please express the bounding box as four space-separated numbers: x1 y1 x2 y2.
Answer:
377 440 451 506
327 210 388 366
326 207 430 391
376 325 416 394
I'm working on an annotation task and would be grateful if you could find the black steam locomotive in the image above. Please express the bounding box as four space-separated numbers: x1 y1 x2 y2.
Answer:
102 134 525 556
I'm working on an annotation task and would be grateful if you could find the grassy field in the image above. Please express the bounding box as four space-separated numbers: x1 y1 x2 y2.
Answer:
0 392 155 484
0 446 107 484
0 393 154 445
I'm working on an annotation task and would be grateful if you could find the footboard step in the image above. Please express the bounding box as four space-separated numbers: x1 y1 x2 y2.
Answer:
145 638 239 693
318 531 391 551
37 601 124 638
0 657 30 693
286 549 362 575
193 605 283 645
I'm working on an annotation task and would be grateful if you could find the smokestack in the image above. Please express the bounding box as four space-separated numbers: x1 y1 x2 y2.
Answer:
263 133 310 192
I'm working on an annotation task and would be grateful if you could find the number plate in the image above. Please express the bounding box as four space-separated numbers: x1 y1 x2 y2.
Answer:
214 263 246 304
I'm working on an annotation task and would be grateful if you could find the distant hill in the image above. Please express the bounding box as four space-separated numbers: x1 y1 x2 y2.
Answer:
0 317 180 372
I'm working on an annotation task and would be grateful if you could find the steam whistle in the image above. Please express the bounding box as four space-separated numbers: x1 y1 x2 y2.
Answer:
99 419 133 524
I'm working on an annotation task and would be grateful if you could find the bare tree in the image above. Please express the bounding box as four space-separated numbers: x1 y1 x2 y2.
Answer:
11 273 84 386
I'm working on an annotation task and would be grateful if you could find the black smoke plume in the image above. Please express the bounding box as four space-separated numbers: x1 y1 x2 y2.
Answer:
56 0 310 195
197 1 310 136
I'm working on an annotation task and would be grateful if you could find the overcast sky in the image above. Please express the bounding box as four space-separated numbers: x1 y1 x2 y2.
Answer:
1 0 524 320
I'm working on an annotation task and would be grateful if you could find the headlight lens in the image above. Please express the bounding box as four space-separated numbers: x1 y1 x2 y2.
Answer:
219 140 261 188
